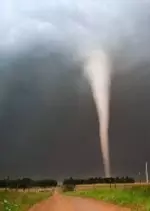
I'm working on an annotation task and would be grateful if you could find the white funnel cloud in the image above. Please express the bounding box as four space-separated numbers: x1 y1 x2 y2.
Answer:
84 49 111 177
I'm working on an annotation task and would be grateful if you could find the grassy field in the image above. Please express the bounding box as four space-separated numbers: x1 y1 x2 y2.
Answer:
66 185 150 211
0 190 51 211
75 183 150 191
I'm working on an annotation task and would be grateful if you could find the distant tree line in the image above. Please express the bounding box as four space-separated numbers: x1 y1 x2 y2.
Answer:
63 176 135 185
0 178 57 190
0 176 135 190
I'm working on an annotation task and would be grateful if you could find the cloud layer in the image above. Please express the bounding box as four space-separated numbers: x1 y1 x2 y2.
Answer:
1 0 150 179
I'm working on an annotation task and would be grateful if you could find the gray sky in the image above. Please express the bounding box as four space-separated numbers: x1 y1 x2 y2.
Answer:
1 0 150 180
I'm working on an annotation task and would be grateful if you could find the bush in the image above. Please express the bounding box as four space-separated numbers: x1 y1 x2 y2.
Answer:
3 199 19 211
62 184 75 192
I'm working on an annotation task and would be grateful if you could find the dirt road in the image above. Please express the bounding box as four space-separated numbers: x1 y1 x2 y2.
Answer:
28 191 130 211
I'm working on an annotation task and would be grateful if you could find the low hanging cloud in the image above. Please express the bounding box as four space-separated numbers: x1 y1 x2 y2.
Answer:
1 0 150 64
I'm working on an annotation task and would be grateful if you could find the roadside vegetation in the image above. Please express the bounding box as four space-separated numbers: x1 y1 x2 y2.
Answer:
66 186 150 211
0 191 51 211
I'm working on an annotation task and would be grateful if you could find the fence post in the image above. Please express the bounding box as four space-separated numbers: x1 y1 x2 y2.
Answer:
110 182 111 189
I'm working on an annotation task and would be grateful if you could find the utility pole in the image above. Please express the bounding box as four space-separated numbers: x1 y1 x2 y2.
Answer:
138 172 141 184
145 161 149 184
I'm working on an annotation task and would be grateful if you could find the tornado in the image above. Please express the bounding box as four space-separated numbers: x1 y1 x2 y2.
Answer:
84 49 111 177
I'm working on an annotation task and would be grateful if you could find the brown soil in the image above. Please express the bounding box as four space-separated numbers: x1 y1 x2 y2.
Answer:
28 191 130 211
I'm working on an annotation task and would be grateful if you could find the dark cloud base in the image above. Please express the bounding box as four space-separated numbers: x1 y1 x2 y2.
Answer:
0 52 150 180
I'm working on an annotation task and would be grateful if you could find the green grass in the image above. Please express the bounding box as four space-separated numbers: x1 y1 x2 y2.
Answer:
0 190 51 211
66 186 150 211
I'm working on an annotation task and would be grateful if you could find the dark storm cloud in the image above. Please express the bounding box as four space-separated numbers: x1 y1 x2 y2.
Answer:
1 0 150 179
0 52 99 179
